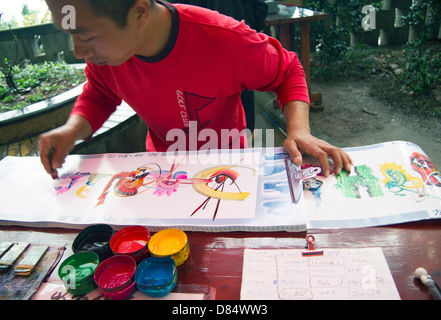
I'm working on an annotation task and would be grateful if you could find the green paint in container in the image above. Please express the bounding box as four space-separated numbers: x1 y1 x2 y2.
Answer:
58 251 100 296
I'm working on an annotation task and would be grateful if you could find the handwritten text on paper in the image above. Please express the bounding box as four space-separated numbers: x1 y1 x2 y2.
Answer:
240 247 400 300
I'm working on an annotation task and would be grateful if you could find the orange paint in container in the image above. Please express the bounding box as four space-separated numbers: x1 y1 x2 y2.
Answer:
109 226 150 263
148 229 189 267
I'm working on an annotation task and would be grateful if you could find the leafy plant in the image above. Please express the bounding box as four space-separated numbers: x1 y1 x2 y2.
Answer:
306 0 441 117
305 0 381 68
1 58 18 92
404 0 441 34
0 27 19 94
401 41 440 97
391 0 441 113
0 61 86 113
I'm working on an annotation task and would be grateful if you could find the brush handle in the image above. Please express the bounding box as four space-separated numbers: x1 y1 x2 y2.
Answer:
421 275 441 300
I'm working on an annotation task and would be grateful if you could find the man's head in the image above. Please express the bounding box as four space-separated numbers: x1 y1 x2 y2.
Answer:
46 0 160 66
88 0 152 29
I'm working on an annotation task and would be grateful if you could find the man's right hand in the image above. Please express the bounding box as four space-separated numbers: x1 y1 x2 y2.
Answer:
38 115 93 179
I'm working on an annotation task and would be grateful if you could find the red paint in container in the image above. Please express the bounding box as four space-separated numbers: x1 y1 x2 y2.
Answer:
94 255 137 300
110 226 150 263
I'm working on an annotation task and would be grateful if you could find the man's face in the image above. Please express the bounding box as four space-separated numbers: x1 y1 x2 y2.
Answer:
47 0 142 66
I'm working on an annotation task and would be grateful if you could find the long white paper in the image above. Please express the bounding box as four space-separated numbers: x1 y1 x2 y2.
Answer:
304 141 441 228
0 148 306 231
0 141 439 231
241 247 400 300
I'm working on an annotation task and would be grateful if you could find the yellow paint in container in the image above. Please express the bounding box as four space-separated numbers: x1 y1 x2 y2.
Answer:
148 229 189 267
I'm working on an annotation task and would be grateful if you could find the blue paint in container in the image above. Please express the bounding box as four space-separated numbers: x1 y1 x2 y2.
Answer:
135 257 177 297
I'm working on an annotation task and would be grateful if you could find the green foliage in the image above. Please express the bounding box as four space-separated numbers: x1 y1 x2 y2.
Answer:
401 41 441 97
306 0 441 118
0 61 86 113
0 27 19 92
310 41 441 117
12 61 84 90
305 0 381 65
0 86 8 99
393 1 441 115
0 58 18 92
404 0 441 27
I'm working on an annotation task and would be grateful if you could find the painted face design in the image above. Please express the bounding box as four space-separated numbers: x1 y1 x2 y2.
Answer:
410 152 441 187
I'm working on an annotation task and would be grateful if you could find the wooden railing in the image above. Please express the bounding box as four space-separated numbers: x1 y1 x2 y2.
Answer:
0 23 83 64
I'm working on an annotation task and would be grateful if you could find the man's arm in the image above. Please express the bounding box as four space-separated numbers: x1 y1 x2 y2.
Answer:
282 100 353 177
39 63 121 179
39 114 93 179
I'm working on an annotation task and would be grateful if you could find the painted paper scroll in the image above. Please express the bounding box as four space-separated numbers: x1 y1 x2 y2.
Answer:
0 141 440 230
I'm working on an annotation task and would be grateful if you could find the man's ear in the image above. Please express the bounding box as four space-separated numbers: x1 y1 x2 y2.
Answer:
132 0 151 29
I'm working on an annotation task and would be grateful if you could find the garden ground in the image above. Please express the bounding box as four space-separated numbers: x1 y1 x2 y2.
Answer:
308 78 441 168
255 78 441 168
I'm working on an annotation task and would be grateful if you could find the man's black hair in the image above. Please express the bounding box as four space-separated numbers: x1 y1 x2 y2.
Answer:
88 0 154 28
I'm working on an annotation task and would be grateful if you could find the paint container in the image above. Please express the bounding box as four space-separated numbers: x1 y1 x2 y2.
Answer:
58 252 100 296
110 226 150 263
135 257 177 298
94 255 137 300
148 229 190 267
72 224 114 262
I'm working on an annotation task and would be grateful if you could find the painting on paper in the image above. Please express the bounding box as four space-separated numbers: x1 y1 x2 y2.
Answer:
0 150 259 227
302 141 441 228
0 141 440 231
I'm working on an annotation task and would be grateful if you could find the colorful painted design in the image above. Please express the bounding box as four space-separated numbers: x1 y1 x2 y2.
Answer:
378 155 441 203
335 165 384 199
55 172 90 195
410 152 441 187
76 174 109 199
191 165 255 220
154 171 188 197
380 162 423 195
192 166 252 201
94 159 214 207
304 178 323 209
52 157 254 222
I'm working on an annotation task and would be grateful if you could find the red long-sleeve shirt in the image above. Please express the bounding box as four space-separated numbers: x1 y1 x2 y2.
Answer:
72 2 309 152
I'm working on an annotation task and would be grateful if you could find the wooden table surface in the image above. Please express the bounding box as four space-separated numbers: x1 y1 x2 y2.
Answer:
2 219 441 300
265 6 329 26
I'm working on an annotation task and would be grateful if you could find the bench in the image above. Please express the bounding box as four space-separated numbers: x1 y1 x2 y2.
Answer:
0 101 148 161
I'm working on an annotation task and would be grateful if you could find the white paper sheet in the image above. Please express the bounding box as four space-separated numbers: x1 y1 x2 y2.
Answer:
303 141 441 228
0 141 439 231
0 148 306 231
241 247 400 300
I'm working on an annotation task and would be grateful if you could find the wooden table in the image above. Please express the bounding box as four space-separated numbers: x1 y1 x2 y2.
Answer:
265 6 329 111
2 220 441 301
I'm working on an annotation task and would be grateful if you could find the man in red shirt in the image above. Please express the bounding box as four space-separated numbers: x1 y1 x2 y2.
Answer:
40 0 352 179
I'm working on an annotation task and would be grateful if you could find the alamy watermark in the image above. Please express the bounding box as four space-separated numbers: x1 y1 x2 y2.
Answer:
60 4 378 31
61 265 77 290
362 5 376 31
165 121 276 166
61 5 76 30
